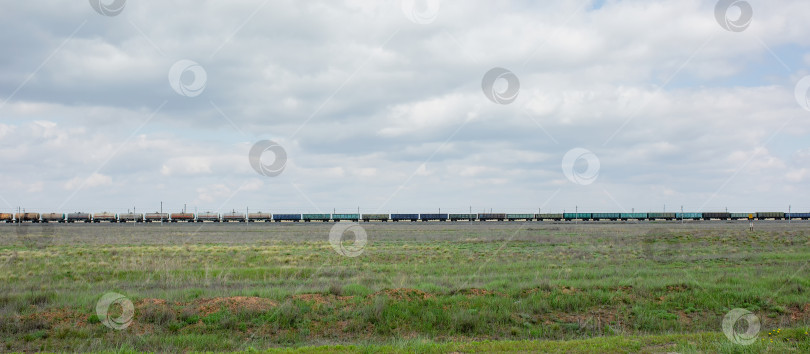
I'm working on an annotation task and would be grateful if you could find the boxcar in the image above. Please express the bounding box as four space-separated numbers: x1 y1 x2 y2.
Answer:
66 212 91 223
0 213 14 223
756 212 785 220
535 213 563 221
702 212 731 220
93 212 118 223
41 213 65 223
420 214 448 221
332 214 359 222
195 212 220 222
478 213 507 221
564 213 591 221
448 213 476 221
272 214 301 222
592 213 620 221
119 213 144 223
621 213 647 220
730 213 750 220
648 213 676 220
144 213 169 222
362 214 389 222
506 214 534 221
391 214 418 222
169 213 194 222
303 214 331 222
247 212 271 222
676 213 702 220
787 213 810 220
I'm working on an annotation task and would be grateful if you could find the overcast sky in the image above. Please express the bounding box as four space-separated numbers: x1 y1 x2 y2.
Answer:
2 0 810 214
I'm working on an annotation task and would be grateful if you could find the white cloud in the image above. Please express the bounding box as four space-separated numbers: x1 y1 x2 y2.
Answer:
64 173 112 190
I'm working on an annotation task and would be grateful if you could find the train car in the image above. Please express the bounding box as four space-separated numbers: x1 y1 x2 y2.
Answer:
787 213 810 220
391 214 418 222
119 213 144 223
272 214 301 222
420 213 448 221
0 213 13 223
14 212 41 223
144 212 168 222
564 213 591 221
362 214 389 222
729 213 752 220
302 214 331 222
41 213 65 223
592 213 620 221
621 213 648 220
535 213 563 221
222 212 246 222
478 213 506 221
66 212 91 223
247 212 272 222
756 212 785 220
93 212 117 223
506 214 534 221
676 213 702 220
449 213 476 221
702 212 730 220
196 212 220 222
169 212 194 222
332 214 359 222
648 213 676 220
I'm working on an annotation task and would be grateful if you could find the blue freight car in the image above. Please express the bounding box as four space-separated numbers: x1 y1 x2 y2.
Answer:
273 214 301 222
391 214 418 222
420 214 448 221
787 213 810 220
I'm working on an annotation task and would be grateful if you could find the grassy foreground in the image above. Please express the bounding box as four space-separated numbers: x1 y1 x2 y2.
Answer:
0 222 809 352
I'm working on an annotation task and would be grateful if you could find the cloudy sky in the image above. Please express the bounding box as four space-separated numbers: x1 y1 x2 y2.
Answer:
2 0 810 215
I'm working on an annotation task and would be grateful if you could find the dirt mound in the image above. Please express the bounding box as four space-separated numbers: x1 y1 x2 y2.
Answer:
292 293 354 305
373 288 433 300
194 296 277 315
789 303 810 321
452 288 505 297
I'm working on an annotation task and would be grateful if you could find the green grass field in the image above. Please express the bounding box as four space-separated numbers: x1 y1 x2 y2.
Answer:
1 221 809 352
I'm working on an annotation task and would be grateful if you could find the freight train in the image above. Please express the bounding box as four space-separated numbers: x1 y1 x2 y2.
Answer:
0 211 807 223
